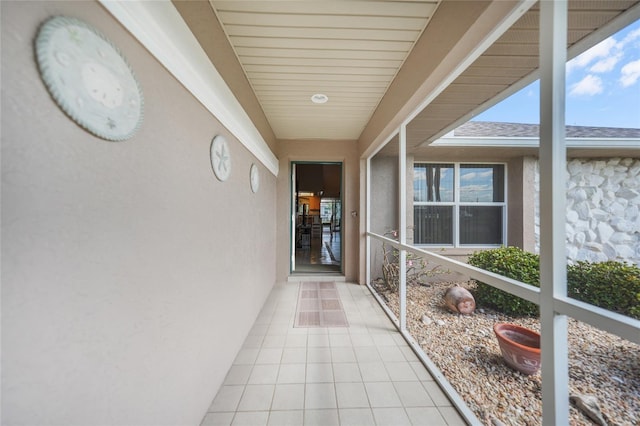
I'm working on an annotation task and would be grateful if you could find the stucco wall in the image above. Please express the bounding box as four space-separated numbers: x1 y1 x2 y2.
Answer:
369 155 399 281
534 157 640 266
1 2 276 424
371 156 399 236
275 140 359 282
506 157 537 251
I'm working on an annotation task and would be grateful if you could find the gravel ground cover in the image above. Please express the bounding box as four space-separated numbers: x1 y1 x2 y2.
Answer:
371 278 640 426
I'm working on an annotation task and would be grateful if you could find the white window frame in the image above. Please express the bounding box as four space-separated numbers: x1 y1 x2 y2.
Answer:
413 162 507 248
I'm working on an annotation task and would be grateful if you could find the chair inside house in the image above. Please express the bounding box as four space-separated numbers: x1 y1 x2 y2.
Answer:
311 214 322 238
331 215 340 234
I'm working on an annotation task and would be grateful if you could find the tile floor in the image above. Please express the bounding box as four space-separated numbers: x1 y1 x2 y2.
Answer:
295 230 341 273
201 282 467 426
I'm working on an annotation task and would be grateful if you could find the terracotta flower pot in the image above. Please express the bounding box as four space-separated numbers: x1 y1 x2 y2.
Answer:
493 323 541 375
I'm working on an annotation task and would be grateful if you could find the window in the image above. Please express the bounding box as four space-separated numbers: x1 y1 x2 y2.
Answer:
413 163 505 246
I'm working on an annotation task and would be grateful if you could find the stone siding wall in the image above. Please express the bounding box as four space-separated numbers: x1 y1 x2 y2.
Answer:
534 157 640 266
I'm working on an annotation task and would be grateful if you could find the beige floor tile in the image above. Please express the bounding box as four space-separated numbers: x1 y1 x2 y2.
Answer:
284 334 307 347
438 406 467 425
304 383 337 409
237 384 274 412
405 407 448 426
354 346 382 363
409 361 434 381
267 410 303 426
399 345 420 362
262 334 287 348
201 412 234 426
372 333 397 346
421 381 452 406
372 407 412 425
277 363 306 384
281 347 307 364
271 383 305 410
329 333 352 347
377 345 406 362
255 348 283 365
306 347 332 363
307 334 330 347
209 385 244 412
384 362 418 382
241 335 264 349
364 382 401 408
202 283 471 426
233 348 259 365
338 408 375 426
393 381 435 407
223 365 252 385
335 382 369 408
303 409 339 426
331 346 357 363
248 364 280 384
231 411 269 426
359 362 391 382
332 363 362 382
306 362 334 383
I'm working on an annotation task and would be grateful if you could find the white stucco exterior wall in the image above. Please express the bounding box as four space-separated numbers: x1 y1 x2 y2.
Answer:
534 157 640 266
1 2 277 424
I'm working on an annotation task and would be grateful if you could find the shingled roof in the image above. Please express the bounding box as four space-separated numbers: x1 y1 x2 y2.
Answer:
454 121 640 138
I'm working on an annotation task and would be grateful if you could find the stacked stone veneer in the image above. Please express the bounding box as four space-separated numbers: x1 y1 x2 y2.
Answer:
534 157 640 266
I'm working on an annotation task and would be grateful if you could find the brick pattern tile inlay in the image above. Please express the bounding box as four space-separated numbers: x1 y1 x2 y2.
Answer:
294 282 349 328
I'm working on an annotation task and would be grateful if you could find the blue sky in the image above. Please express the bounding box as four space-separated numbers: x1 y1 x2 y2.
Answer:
473 19 640 128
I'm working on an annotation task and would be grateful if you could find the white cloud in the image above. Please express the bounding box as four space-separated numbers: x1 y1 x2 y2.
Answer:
621 28 640 46
620 59 640 87
590 52 622 73
569 75 604 96
567 37 617 73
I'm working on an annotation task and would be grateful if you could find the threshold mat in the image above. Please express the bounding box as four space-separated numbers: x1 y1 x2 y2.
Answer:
294 282 349 328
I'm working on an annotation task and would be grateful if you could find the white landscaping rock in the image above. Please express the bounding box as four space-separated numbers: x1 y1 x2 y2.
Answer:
537 158 640 267
597 223 615 243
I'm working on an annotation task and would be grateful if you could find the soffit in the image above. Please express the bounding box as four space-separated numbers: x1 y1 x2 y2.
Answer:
208 0 440 140
178 1 638 151
407 1 639 149
380 0 640 157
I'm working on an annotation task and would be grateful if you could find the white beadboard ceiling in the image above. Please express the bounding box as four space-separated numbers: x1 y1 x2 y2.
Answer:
183 0 639 145
209 0 440 140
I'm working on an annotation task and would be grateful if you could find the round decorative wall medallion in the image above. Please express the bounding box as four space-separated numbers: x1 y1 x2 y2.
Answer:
35 16 144 141
210 135 231 181
250 163 260 193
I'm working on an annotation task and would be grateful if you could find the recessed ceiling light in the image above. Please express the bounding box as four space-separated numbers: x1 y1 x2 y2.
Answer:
311 94 328 104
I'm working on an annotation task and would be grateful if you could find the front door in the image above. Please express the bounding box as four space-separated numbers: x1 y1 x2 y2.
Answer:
291 162 342 274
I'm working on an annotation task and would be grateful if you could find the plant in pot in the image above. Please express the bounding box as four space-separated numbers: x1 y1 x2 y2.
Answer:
493 323 541 375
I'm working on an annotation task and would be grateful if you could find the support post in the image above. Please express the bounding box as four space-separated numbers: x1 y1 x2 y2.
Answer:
399 124 407 331
365 158 371 287
539 1 569 425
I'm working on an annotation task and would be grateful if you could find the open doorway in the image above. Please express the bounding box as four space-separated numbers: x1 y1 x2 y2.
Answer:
291 162 342 274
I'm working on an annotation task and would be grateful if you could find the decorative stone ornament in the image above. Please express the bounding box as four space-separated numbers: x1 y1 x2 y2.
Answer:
250 163 260 193
210 135 231 181
35 16 144 141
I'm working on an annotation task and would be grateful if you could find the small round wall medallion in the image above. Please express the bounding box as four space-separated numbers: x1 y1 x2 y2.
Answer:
210 135 231 181
250 163 260 193
35 16 144 141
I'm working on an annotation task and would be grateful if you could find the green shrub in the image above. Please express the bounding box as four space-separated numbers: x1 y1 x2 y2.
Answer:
468 247 640 319
568 261 640 320
467 246 540 316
